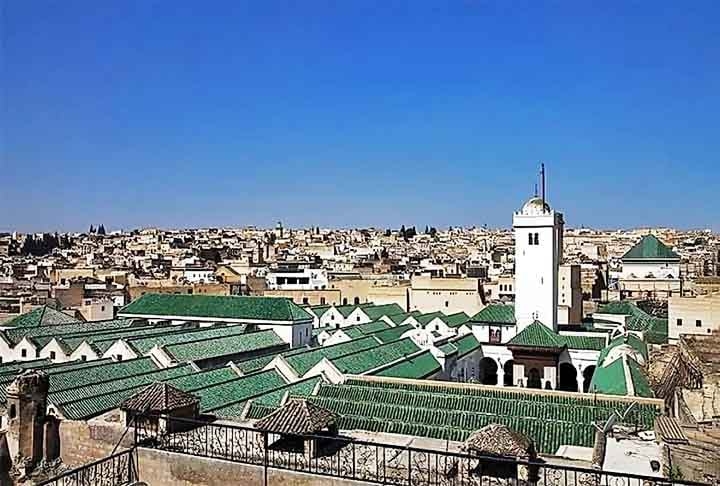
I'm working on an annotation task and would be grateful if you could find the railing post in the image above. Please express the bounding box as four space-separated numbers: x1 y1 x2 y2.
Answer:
407 447 412 486
263 431 269 486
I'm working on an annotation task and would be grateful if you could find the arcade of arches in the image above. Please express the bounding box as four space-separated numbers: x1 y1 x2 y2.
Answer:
475 357 595 393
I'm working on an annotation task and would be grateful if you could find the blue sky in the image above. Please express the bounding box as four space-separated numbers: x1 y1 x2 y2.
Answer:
2 1 719 232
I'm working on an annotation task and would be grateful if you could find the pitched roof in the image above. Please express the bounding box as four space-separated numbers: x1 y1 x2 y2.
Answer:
162 329 286 362
120 382 199 413
415 312 446 326
283 336 379 376
560 334 607 351
331 338 421 374
590 355 653 398
375 350 441 379
621 235 680 261
507 321 565 349
445 312 470 328
372 324 414 343
470 304 516 324
450 333 481 358
255 398 336 434
363 304 404 320
119 293 312 322
3 305 79 328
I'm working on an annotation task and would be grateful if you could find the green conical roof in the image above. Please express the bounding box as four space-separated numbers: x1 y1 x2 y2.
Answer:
621 235 679 261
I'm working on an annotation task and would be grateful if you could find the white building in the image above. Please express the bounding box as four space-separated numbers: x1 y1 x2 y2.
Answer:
512 196 564 332
266 269 329 291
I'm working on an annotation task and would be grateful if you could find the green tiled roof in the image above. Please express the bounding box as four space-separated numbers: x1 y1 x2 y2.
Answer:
128 324 247 355
415 312 445 326
308 379 661 454
438 342 458 355
332 338 421 374
57 325 194 355
306 305 331 318
335 305 361 318
363 304 405 320
470 304 516 324
51 364 194 408
3 306 78 328
445 312 470 328
386 312 414 325
4 319 141 346
192 369 286 412
0 358 51 376
507 321 565 348
234 354 278 374
621 235 679 261
283 336 379 376
49 357 159 391
119 293 312 322
372 324 414 343
560 334 607 351
165 366 239 390
590 352 653 398
162 329 286 362
596 301 668 343
590 358 627 395
341 320 391 339
375 351 441 379
255 376 322 407
450 333 481 358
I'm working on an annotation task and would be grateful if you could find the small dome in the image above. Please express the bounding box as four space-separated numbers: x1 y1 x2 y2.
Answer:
520 197 551 215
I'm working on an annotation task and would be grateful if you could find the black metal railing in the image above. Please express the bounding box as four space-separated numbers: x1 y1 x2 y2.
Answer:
36 448 138 486
136 415 710 486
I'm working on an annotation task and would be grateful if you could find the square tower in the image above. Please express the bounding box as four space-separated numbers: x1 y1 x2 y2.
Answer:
513 197 564 332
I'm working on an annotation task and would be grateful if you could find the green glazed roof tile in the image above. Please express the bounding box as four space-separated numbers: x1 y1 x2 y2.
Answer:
470 304 516 324
162 329 286 362
507 321 565 348
332 338 420 374
375 351 441 379
120 293 312 322
621 235 679 261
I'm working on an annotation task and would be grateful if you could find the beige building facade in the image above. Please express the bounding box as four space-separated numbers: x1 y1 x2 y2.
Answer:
668 292 720 341
409 276 483 315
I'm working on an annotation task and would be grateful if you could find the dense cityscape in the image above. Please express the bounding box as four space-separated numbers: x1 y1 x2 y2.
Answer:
4 1 720 485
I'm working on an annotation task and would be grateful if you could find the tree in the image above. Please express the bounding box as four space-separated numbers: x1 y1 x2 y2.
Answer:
97 224 106 235
425 225 430 234
429 227 437 237
89 224 95 234
384 229 391 237
400 225 406 238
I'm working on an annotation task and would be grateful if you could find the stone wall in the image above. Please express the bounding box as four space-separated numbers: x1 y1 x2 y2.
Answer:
58 418 371 486
59 417 133 467
138 448 370 486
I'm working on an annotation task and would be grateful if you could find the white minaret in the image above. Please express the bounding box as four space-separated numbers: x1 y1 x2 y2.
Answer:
513 165 564 332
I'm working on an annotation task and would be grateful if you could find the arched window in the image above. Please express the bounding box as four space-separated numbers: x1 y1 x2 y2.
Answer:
528 233 533 245
534 233 539 245
9 404 16 419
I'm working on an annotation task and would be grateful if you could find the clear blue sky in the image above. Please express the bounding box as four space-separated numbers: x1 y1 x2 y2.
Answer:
2 1 719 232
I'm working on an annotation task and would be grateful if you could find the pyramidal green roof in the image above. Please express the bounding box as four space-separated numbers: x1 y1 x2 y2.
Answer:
4 306 79 328
507 321 565 348
470 304 516 324
119 293 312 322
621 235 680 261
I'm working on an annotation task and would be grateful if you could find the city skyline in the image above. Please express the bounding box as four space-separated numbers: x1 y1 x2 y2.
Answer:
3 1 719 232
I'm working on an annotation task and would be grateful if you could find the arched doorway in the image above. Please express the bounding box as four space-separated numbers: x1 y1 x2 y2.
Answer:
558 363 578 392
583 366 596 393
527 368 541 389
503 360 515 386
479 358 498 385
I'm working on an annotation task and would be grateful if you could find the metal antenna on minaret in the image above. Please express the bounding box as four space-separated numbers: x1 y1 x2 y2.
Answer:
540 162 546 211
